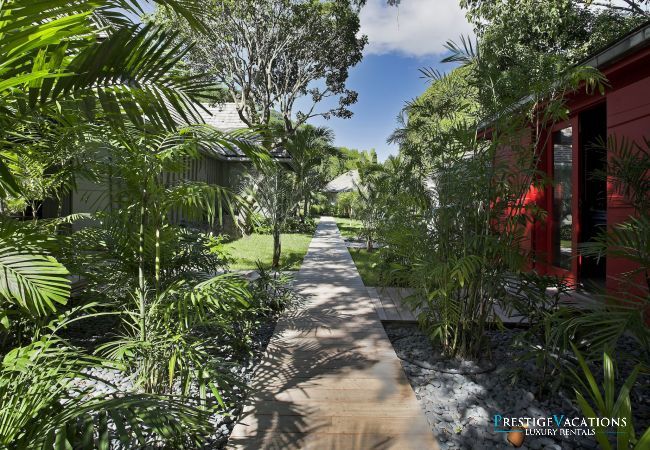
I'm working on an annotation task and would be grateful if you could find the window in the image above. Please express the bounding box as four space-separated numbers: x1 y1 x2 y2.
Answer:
552 127 572 269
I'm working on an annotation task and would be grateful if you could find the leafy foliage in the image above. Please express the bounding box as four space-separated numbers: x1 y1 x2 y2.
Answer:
241 168 302 268
572 346 650 450
284 125 337 220
569 134 650 366
0 0 220 197
0 1 292 446
375 5 607 358
0 222 70 320
0 335 214 448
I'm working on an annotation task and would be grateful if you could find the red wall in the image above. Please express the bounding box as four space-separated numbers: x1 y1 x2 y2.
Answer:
605 75 650 293
504 46 650 295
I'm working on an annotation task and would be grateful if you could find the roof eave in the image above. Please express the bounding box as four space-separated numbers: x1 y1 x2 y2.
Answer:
580 21 650 71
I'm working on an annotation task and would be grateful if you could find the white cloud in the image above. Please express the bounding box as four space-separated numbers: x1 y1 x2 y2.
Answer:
360 0 474 57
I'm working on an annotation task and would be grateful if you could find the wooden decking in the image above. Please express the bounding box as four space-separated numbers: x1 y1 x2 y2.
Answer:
228 217 438 450
367 287 418 322
368 287 530 325
368 283 593 326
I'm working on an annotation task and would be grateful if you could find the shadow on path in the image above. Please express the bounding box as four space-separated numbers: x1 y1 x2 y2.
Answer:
228 218 439 450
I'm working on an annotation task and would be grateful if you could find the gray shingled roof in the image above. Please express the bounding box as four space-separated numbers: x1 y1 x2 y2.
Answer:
198 103 290 161
199 103 248 131
323 170 360 193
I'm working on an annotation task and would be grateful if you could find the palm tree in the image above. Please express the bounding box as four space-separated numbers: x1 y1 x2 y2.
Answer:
284 125 336 220
243 169 301 269
0 0 214 197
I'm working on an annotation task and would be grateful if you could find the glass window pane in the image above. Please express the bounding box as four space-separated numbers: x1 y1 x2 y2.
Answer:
552 127 572 269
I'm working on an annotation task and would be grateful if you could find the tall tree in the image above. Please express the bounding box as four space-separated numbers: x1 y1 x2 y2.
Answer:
244 169 301 269
155 0 366 133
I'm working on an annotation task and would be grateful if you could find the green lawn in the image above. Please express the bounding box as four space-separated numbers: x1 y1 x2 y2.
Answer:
223 233 313 270
348 248 383 287
333 217 382 286
332 216 363 240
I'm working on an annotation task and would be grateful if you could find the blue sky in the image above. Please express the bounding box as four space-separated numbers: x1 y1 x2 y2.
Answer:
298 0 473 161
299 53 446 162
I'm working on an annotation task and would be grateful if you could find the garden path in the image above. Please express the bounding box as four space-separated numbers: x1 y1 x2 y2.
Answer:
229 217 439 449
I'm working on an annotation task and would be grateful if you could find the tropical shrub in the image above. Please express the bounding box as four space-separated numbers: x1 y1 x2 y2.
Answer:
0 1 280 446
572 347 650 450
334 191 360 218
283 216 318 234
0 335 213 448
556 136 650 372
378 35 606 358
251 263 299 314
282 125 336 220
509 274 574 396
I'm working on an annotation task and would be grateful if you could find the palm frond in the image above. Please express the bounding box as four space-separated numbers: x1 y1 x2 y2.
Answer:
0 223 70 317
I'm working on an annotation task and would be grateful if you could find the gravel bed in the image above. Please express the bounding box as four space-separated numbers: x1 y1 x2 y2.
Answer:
204 318 277 448
385 323 649 450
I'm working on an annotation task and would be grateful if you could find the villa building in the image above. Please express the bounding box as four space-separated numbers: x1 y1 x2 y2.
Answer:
503 22 650 293
36 103 291 231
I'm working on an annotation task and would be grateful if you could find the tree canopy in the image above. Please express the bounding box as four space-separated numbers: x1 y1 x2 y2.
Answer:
460 0 648 66
154 0 367 133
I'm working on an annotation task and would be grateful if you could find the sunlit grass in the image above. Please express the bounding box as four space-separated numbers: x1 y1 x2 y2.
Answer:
348 248 383 286
223 233 313 270
332 216 363 239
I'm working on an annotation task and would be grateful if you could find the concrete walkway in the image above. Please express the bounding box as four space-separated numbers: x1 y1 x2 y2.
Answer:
229 217 438 450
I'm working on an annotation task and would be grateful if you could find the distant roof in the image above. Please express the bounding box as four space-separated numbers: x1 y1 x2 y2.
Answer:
323 170 360 193
198 103 290 161
199 102 248 132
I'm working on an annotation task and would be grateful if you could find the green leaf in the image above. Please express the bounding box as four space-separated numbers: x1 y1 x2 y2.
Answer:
0 158 21 198
635 426 650 450
603 352 614 412
575 391 612 450
0 246 70 316
572 343 606 413
0 311 9 331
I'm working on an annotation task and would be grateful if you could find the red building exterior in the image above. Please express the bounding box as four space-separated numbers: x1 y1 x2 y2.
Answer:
522 23 650 293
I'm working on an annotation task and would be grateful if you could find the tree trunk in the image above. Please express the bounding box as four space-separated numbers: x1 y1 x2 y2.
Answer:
303 197 309 221
366 235 373 252
154 225 160 295
138 189 147 342
272 226 281 269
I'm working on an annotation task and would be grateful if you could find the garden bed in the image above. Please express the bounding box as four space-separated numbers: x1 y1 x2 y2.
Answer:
67 316 277 447
384 323 649 450
62 272 294 448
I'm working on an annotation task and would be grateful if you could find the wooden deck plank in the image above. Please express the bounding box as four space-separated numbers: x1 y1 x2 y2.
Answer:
228 217 438 450
377 288 402 321
231 415 432 437
243 400 426 417
369 285 549 325
386 288 417 321
366 287 388 321
229 431 438 450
